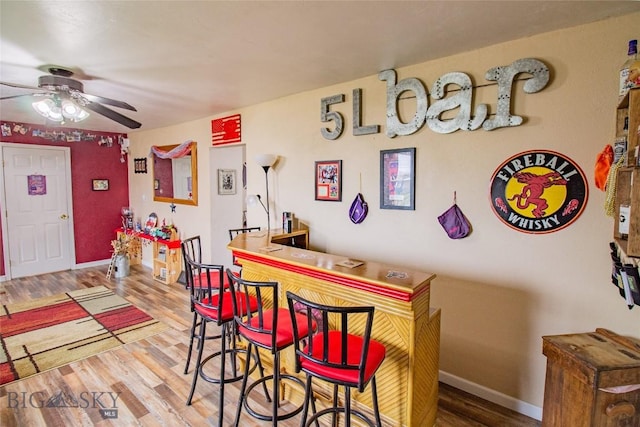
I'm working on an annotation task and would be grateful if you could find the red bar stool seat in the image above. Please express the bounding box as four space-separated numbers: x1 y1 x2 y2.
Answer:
286 291 386 427
226 269 316 426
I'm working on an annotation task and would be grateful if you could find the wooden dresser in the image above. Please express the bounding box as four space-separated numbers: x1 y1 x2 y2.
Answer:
542 328 640 426
229 231 440 427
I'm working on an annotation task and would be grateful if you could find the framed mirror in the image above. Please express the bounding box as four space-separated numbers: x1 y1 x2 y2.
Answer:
152 141 198 206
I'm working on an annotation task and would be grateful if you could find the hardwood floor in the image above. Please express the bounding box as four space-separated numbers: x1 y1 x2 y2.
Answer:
0 265 541 426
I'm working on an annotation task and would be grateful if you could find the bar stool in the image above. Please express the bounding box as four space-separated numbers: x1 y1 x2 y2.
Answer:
226 269 315 426
182 235 244 375
286 291 386 427
185 257 264 427
228 227 261 271
181 235 208 374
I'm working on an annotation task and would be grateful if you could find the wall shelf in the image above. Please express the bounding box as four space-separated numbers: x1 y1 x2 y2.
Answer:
613 88 640 257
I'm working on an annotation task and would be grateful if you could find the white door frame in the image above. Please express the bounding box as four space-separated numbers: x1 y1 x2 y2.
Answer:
0 143 76 280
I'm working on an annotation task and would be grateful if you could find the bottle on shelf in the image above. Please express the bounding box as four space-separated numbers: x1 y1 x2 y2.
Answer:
619 39 639 97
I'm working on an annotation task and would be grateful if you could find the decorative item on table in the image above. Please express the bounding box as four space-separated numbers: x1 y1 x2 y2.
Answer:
144 212 158 233
150 222 178 241
121 207 134 230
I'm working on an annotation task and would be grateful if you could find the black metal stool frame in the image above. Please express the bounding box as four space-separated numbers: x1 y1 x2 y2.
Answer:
227 269 310 427
184 258 265 427
286 291 385 427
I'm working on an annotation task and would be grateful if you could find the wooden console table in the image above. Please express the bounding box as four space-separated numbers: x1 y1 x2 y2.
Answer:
228 231 440 427
116 229 182 284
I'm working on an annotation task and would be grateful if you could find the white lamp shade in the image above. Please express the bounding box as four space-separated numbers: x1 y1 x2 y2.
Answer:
246 194 260 206
255 154 277 168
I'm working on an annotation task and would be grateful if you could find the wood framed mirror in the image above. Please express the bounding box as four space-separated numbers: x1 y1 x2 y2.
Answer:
152 141 198 206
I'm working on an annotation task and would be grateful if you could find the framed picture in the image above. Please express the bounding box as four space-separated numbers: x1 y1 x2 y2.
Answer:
92 179 109 191
315 160 342 201
134 158 147 174
380 147 415 210
218 169 236 195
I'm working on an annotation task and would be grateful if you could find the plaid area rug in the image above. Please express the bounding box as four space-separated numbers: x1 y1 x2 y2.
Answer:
0 286 168 386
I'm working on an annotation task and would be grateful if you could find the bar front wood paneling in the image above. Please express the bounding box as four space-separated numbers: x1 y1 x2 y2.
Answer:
228 232 441 427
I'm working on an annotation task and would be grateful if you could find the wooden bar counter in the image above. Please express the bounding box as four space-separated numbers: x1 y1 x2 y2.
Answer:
228 230 440 427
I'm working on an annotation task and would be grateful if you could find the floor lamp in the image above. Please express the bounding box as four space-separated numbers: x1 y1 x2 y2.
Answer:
255 154 277 237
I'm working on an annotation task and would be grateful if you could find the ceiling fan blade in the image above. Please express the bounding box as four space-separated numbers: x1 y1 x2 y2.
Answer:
1 93 40 101
83 101 142 129
80 93 137 111
0 81 54 93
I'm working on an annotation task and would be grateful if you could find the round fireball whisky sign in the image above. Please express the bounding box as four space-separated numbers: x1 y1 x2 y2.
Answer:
489 150 588 234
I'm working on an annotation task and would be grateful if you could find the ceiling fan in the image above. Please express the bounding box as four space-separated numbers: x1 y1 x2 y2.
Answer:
0 66 142 129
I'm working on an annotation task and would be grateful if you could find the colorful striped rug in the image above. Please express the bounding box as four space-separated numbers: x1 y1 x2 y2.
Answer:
0 286 169 386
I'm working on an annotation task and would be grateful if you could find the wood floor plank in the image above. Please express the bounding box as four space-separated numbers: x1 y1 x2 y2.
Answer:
0 265 541 426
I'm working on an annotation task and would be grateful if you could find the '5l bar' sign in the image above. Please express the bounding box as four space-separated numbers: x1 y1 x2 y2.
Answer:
321 58 549 140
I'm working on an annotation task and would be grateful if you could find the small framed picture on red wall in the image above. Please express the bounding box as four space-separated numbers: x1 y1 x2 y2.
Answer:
92 179 109 191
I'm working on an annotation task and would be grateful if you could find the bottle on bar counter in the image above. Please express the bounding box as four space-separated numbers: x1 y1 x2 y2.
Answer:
620 39 639 97
282 211 292 233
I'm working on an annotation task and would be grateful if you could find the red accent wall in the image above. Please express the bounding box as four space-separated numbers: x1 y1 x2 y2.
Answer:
0 122 130 275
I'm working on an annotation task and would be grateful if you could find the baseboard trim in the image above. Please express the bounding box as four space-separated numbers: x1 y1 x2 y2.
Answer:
74 259 111 269
439 371 542 421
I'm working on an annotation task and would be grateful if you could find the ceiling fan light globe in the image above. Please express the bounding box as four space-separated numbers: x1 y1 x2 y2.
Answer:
59 100 89 121
62 100 79 115
48 107 63 121
32 99 63 121
32 99 51 114
75 109 90 121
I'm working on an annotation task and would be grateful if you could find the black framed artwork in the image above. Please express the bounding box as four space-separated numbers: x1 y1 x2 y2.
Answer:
380 147 415 210
134 158 147 173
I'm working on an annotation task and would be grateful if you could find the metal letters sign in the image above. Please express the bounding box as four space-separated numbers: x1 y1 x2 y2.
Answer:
320 58 550 139
489 150 588 234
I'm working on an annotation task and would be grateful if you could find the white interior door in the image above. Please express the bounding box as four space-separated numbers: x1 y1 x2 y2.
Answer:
2 144 74 278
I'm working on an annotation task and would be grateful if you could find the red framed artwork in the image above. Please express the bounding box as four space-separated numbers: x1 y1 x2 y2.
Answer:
315 160 342 201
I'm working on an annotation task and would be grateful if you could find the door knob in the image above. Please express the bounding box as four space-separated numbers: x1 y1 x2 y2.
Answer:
60 214 68 220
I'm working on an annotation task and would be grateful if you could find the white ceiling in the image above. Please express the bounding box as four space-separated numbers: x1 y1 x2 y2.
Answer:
1 1 639 133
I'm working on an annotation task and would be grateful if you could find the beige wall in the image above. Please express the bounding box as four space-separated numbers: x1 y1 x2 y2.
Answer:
128 12 640 417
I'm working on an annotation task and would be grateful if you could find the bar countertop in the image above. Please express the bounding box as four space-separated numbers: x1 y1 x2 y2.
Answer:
228 229 435 302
